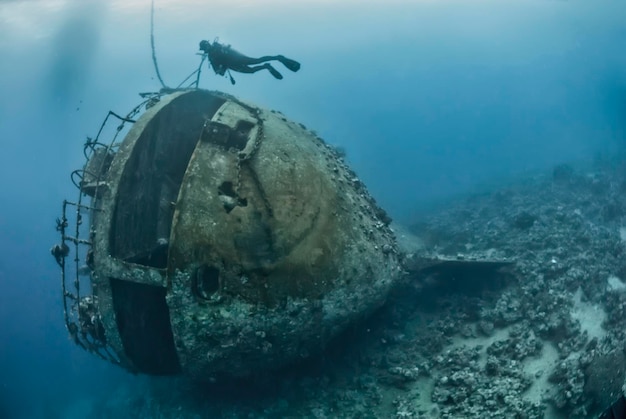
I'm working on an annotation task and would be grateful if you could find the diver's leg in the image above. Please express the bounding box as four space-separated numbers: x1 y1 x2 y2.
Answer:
263 64 283 79
248 55 300 72
225 50 272 66
230 64 283 79
235 55 279 65
228 50 300 73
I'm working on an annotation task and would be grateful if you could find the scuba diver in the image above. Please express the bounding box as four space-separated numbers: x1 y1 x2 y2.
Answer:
199 39 301 84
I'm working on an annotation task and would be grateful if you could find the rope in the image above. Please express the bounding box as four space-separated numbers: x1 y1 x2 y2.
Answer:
194 54 206 88
150 0 167 89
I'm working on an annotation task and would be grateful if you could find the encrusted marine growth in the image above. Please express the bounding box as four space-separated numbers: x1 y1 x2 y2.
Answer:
67 89 401 379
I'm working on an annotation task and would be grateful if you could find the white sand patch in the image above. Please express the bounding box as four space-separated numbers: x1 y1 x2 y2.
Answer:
571 287 606 341
523 341 559 404
414 377 436 412
391 223 425 254
608 275 626 292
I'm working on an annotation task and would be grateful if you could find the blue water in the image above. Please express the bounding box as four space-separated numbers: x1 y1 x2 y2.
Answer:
0 0 625 417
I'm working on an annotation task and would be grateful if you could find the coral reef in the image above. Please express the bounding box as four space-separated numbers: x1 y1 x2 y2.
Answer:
74 160 626 418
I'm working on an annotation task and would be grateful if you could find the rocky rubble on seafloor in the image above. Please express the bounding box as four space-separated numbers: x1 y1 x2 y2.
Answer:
84 161 626 418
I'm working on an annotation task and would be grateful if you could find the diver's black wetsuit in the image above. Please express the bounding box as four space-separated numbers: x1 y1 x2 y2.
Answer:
199 40 300 84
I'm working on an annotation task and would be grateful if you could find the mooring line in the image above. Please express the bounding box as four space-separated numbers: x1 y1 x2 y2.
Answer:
151 0 167 88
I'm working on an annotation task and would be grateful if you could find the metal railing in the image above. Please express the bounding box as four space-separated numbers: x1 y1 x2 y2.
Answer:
53 95 161 363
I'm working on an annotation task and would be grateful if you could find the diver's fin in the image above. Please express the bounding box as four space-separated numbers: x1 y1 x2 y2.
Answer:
278 56 301 72
268 65 283 80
